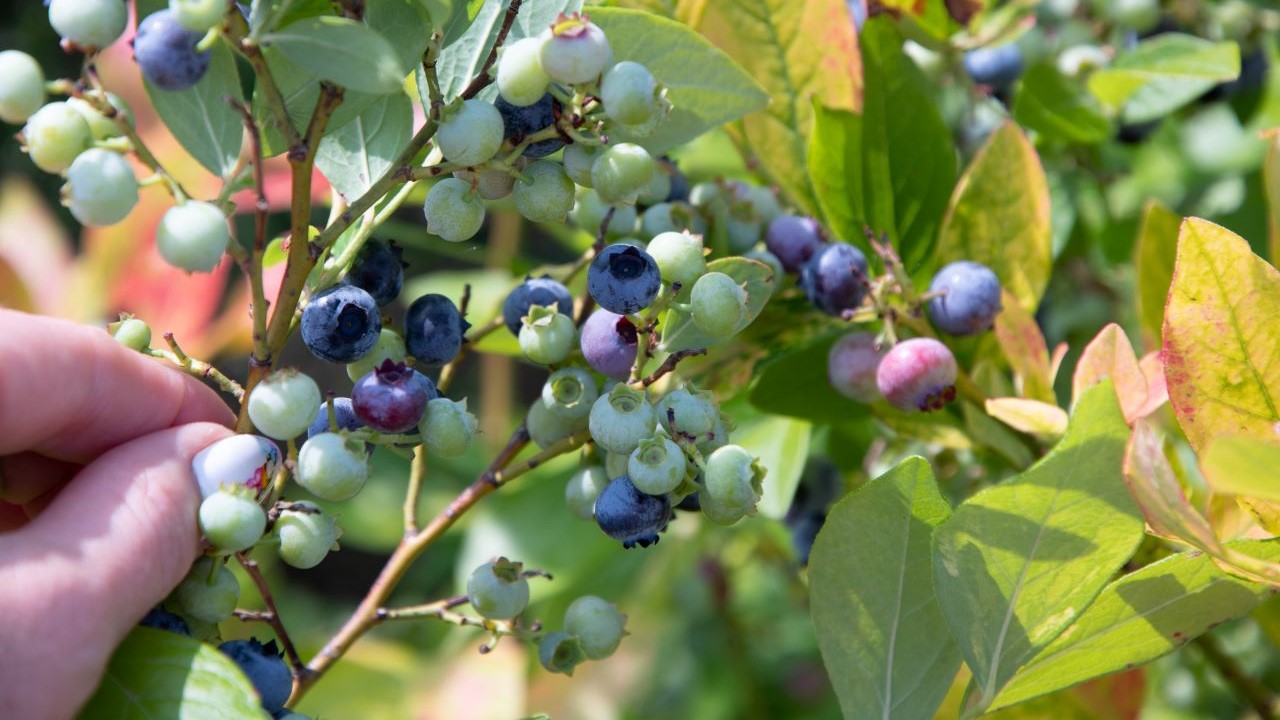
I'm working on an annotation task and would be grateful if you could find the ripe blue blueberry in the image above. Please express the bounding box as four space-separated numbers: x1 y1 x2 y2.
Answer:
876 337 958 412
405 293 468 366
565 465 609 521
134 10 212 91
594 476 671 549
139 607 191 636
800 242 870 316
342 239 404 306
306 397 364 438
502 275 573 336
300 284 382 363
539 13 612 85
563 595 628 660
467 558 530 620
579 309 638 380
587 243 662 315
352 360 430 433
218 639 292 715
927 260 1002 335
495 94 565 158
296 432 368 500
827 332 884 402
963 43 1025 88
155 201 231 272
765 215 825 274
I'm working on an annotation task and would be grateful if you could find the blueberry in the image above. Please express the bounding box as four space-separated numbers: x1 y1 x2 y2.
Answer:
306 397 364 439
405 293 469 366
927 260 1002 336
155 201 230 272
662 158 690 202
765 215 825 274
64 148 138 227
274 501 340 569
300 284 382 363
502 275 573 336
138 607 191 636
0 51 45 124
539 14 611 84
218 639 292 715
800 242 869 316
199 487 267 553
963 43 1024 88
466 558 530 620
296 432 368 501
563 596 627 659
435 99 504 167
49 0 128 51
674 491 701 512
134 10 211 91
494 93 565 158
587 243 662 315
876 338 958 412
352 360 429 433
342 239 404 306
420 397 477 457
594 476 671 549
827 332 884 402
496 36 551 106
580 309 638 379
789 511 826 565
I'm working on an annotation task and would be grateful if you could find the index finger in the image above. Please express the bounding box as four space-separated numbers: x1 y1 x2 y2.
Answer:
0 309 235 461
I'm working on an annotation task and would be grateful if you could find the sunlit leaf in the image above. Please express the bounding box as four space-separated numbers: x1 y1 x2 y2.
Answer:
1133 200 1181 349
1201 435 1280 502
993 289 1055 403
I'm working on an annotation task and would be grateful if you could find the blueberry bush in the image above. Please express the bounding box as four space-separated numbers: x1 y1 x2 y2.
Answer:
4 0 1280 717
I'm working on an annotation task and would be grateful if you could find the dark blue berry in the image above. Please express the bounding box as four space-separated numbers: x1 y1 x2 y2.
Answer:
789 511 825 565
306 397 364 439
674 491 701 512
342 239 404 306
138 607 191 636
926 260 1002 336
300 285 382 363
963 43 1024 88
765 215 825 274
594 476 671 549
495 93 565 158
501 275 573 336
660 158 690 203
352 360 429 433
133 10 211 91
405 293 469 366
800 242 869 316
580 309 638 380
587 243 662 315
219 639 292 714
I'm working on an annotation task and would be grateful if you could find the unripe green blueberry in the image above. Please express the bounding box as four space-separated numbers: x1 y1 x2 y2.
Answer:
701 444 765 525
173 557 239 623
346 328 407 382
591 143 654 206
563 595 627 660
436 99 504 167
641 202 706 239
1056 44 1110 78
49 0 129 51
274 501 341 569
467 558 530 620
698 416 730 455
646 230 706 289
109 316 151 351
296 432 369 501
156 201 232 272
565 465 609 521
455 164 518 200
519 304 576 365
23 102 91 174
600 61 658 126
528 396 589 450
739 184 782 225
0 51 45 124
636 165 672 206
570 187 638 238
691 271 749 338
513 160 575 223
627 432 686 495
724 215 762 254
589 384 656 455
423 178 486 242
562 143 598 187
420 397 478 458
541 366 598 423
538 631 586 675
63 148 138 226
169 0 227 32
248 369 322 440
199 487 266 554
656 387 718 439
66 94 128 140
497 36 551 106
539 15 611 84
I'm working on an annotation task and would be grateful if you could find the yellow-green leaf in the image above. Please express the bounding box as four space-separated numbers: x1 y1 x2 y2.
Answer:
1088 34 1239 123
1123 419 1221 552
993 289 1055 403
1264 129 1280 264
985 398 1068 439
1162 217 1280 453
1133 200 1181 349
935 122 1052 312
1201 435 1280 502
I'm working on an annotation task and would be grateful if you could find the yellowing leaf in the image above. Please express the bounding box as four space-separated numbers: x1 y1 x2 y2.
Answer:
1265 128 1280 264
994 289 1055 403
1162 217 1280 453
985 398 1068 438
1072 324 1155 424
1123 419 1221 552
1201 435 1280 502
936 122 1052 311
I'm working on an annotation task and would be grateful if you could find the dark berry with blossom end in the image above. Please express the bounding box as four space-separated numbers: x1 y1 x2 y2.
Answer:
580 309 638 380
405 293 469 366
801 242 870 316
827 332 884 402
495 93 565 158
301 284 382 363
352 360 429 433
502 275 573 335
133 10 210 91
342 239 405 306
766 215 825 273
926 260 1002 336
218 639 291 715
876 338 958 412
594 476 671 549
588 243 662 315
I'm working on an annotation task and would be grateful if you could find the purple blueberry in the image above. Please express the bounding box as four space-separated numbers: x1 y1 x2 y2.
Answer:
405 293 469 366
876 338 957 413
594 476 671 549
341 239 405 306
765 214 825 273
963 43 1024 88
352 360 429 433
926 261 1002 336
580 309 638 380
502 275 573 336
133 10 211 91
800 242 869 316
827 332 884 402
587 243 662 315
306 397 364 438
662 158 690 203
300 284 382 363
494 93 565 158
218 639 292 715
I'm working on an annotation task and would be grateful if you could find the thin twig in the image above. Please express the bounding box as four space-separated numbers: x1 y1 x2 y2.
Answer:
640 348 706 388
404 445 427 535
228 99 271 365
458 0 524 99
148 335 245 400
235 554 309 679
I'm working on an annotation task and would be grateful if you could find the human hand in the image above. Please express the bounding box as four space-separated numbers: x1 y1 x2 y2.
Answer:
0 309 235 719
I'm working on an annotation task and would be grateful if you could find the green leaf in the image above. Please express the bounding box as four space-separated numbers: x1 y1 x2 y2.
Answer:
145 39 244 178
1133 200 1181 348
811 457 962 720
1201 436 1280 501
989 540 1280 711
591 8 770 155
253 48 381 155
1162 217 1280 453
1088 34 1240 123
367 0 434 75
935 122 1052 312
316 92 413 200
1265 129 1280 264
659 256 775 353
932 383 1143 711
851 18 956 269
736 415 812 519
262 16 407 94
79 628 264 719
693 0 860 215
1012 63 1110 144
807 102 864 245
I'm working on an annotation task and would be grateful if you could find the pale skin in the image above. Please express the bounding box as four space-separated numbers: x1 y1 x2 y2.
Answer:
0 309 235 720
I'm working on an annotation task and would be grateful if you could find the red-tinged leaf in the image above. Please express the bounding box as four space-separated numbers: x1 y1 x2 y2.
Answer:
994 289 1055 403
1137 352 1169 418
1123 419 1221 552
1073 324 1151 424
1049 342 1069 386
985 397 1068 438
